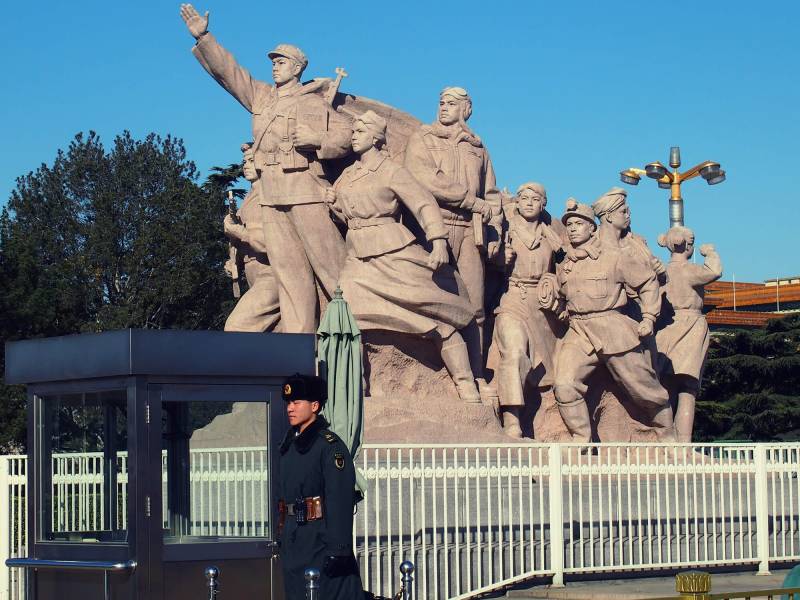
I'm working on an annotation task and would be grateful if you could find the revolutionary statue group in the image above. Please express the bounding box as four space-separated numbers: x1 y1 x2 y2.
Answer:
180 5 723 447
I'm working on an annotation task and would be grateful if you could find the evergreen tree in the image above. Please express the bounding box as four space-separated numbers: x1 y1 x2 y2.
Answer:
695 314 800 441
0 131 235 451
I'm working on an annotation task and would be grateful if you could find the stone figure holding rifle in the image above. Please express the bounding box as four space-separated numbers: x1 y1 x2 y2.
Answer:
492 182 565 437
223 143 281 333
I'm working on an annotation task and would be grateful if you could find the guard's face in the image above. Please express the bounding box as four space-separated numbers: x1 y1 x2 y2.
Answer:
566 216 594 245
285 398 320 428
517 190 545 220
607 203 631 230
438 96 465 126
351 122 375 154
272 56 301 85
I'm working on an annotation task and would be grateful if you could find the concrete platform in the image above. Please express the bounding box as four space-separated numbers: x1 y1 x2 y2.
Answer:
503 569 794 599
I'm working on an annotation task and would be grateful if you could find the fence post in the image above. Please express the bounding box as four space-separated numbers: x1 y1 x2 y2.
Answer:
204 566 219 600
547 444 564 587
305 568 320 600
399 560 414 600
754 445 771 575
0 457 10 600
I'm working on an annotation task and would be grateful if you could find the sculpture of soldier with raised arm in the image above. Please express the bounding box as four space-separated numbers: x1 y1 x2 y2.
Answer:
404 87 503 392
552 199 676 442
180 4 349 333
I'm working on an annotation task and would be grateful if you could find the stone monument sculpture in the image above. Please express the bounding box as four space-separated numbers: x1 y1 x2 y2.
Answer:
223 143 282 333
178 5 725 444
403 87 503 391
180 3 349 333
327 111 482 404
491 183 565 437
655 227 722 442
551 199 676 442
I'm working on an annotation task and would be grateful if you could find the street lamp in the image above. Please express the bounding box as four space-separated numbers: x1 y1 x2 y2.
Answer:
619 146 725 228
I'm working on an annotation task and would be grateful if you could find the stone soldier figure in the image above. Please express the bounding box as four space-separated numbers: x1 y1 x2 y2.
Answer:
493 183 565 437
552 200 676 442
592 187 665 363
655 227 722 442
592 187 666 277
328 111 481 403
404 86 503 388
180 4 349 333
223 143 281 332
277 374 363 600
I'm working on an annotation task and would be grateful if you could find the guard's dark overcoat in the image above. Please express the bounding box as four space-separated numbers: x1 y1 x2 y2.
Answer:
278 416 363 600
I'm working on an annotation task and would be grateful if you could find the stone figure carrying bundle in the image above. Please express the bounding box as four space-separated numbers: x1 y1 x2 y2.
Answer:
492 182 565 437
328 111 482 404
655 226 722 442
552 199 676 442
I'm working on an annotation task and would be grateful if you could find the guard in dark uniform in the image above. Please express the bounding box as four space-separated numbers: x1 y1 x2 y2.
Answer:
277 373 363 600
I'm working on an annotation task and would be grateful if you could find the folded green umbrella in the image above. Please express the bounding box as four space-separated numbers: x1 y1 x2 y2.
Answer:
317 287 366 494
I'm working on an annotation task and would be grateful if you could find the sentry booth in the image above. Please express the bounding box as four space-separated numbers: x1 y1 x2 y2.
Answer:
4 329 314 600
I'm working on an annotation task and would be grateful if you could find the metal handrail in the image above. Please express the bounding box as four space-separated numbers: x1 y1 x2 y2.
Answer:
5 558 136 572
5 558 137 600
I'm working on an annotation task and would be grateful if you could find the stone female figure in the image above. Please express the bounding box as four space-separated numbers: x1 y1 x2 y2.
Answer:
326 111 482 403
492 182 564 437
655 226 722 442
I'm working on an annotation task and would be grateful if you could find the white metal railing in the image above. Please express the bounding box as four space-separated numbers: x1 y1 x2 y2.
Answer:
3 442 800 600
0 455 25 600
355 443 800 600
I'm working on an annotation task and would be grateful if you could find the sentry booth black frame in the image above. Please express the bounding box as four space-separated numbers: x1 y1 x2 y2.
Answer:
4 329 314 600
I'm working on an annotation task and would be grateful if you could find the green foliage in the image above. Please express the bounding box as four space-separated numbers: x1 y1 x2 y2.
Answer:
695 314 800 442
0 131 239 452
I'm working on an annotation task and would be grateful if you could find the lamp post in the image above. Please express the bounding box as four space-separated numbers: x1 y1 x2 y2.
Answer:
619 146 725 228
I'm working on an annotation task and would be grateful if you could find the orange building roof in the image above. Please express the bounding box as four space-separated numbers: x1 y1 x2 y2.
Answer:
706 282 800 310
701 279 797 328
706 309 788 328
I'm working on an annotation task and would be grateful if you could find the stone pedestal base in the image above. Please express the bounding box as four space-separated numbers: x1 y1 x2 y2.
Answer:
363 332 667 444
362 331 508 443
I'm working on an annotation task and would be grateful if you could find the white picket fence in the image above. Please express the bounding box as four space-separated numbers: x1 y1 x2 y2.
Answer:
3 443 800 600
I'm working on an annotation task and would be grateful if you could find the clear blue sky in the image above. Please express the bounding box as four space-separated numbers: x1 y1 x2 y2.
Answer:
1 1 798 282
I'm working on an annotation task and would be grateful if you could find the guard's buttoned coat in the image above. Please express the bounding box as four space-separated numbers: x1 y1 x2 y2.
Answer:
278 416 362 600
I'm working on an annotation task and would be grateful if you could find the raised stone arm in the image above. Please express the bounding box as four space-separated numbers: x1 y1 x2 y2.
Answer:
182 4 266 114
699 244 723 281
179 4 209 39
